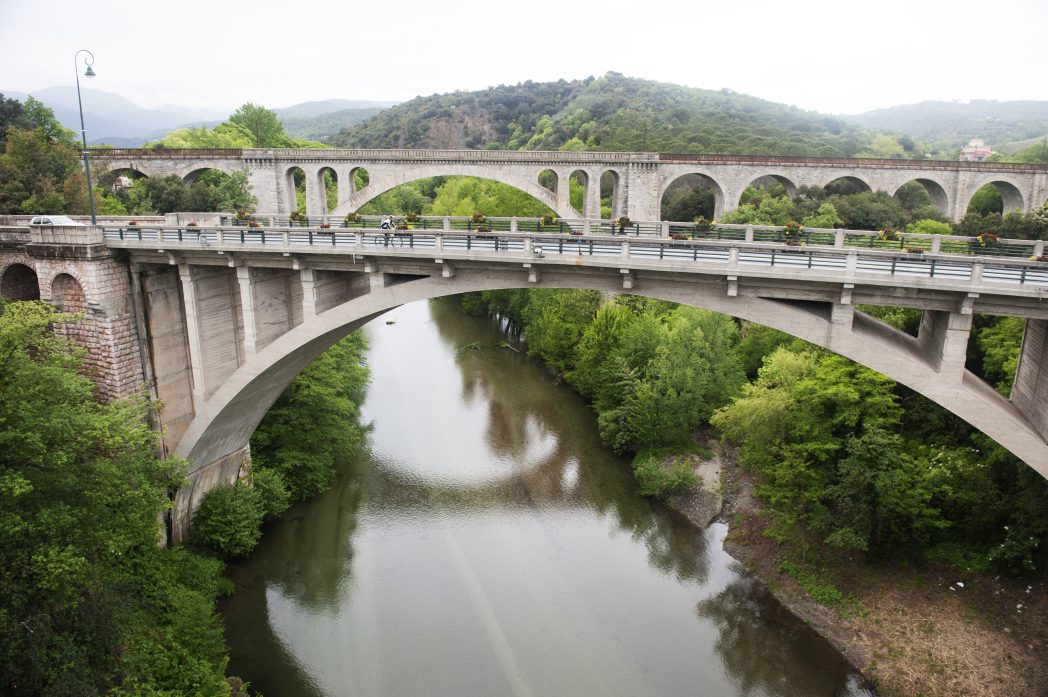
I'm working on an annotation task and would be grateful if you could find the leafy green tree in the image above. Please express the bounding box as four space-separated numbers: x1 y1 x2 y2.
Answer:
0 300 230 695
907 218 953 235
191 483 264 558
229 102 291 147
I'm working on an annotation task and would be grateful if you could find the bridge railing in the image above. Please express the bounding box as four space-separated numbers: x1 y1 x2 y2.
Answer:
101 223 1048 289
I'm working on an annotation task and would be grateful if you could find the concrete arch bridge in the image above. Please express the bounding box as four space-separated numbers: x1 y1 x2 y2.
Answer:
5 221 1048 541
92 149 1048 224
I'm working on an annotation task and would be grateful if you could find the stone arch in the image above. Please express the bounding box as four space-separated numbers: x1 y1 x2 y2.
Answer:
171 272 1048 500
660 173 725 221
99 166 147 192
538 169 558 195
965 179 1025 214
600 170 621 219
51 273 87 313
336 166 581 220
182 166 229 187
744 174 798 199
822 176 873 195
892 177 950 215
569 169 590 216
0 262 40 300
284 166 306 214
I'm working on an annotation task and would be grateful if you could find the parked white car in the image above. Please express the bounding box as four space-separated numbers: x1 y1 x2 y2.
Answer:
29 215 84 226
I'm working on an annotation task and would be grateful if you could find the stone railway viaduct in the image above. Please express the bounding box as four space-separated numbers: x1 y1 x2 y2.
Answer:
3 148 1048 542
92 148 1048 223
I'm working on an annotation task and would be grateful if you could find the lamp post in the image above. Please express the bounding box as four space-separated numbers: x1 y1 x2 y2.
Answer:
74 49 97 224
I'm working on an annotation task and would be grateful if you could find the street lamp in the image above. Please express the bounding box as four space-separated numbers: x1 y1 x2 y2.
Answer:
74 49 96 224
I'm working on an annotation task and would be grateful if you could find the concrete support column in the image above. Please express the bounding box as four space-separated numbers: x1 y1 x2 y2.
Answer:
299 267 318 320
826 302 855 354
235 266 258 357
177 264 207 410
1012 319 1048 442
917 310 973 384
337 170 352 214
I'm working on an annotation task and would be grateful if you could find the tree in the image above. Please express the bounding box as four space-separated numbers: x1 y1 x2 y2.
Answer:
228 102 290 147
0 300 230 695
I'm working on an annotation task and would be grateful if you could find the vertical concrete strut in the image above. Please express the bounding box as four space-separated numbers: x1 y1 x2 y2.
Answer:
177 263 207 410
917 310 973 385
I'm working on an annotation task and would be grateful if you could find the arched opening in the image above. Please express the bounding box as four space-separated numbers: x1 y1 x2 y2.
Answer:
745 175 797 200
183 167 227 187
538 169 558 195
99 167 147 192
569 170 589 216
600 170 620 219
356 176 556 221
0 263 40 300
966 181 1024 215
660 173 723 222
52 273 87 314
349 167 370 195
894 179 949 216
823 177 872 196
318 167 338 214
285 167 306 215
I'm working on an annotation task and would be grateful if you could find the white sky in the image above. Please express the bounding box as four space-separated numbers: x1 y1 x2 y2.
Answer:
1 0 1045 117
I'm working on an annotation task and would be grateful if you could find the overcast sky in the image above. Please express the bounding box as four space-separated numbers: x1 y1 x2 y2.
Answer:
2 0 1045 117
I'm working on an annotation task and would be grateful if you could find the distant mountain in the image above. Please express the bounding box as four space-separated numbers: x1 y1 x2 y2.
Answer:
3 87 226 145
850 100 1048 149
280 107 389 142
273 99 396 120
2 89 396 146
330 73 868 156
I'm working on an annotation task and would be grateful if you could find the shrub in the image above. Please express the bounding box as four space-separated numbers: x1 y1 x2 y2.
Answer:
191 483 263 558
632 454 697 499
252 467 290 520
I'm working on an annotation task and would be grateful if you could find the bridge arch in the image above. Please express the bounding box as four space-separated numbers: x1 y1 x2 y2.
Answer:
335 165 582 220
661 172 725 221
0 262 40 300
744 173 798 199
892 177 951 215
170 271 1048 540
822 175 873 195
965 178 1025 214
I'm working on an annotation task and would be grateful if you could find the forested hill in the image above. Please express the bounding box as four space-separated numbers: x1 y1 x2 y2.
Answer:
330 73 869 156
851 100 1048 149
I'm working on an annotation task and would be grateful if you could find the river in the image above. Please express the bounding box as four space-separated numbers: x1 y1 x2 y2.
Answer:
221 298 875 697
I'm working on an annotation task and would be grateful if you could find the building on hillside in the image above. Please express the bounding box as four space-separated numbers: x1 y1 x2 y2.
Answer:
960 138 994 162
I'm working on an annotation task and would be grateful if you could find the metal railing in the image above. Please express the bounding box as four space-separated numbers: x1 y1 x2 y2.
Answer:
102 223 1048 290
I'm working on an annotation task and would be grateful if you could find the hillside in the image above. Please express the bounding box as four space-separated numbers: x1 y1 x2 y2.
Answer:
330 73 869 156
281 107 388 141
851 100 1048 149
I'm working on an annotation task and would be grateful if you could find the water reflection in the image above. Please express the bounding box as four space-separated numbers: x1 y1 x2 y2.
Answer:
222 298 872 697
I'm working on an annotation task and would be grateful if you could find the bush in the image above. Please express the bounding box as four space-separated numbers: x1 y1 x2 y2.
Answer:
191 483 263 558
632 453 697 499
252 467 290 520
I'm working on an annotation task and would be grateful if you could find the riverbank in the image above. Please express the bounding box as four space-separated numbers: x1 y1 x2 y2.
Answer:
700 444 1048 697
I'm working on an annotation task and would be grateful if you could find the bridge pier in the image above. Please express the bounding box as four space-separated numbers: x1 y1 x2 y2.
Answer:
1013 319 1048 443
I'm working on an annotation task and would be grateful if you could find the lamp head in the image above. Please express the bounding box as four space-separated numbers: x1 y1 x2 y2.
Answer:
84 65 96 78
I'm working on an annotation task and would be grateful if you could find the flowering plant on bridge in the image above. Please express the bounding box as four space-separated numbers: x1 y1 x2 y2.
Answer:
904 246 925 254
289 210 305 226
670 233 690 240
233 209 254 225
978 231 1000 248
693 216 714 232
541 214 556 226
615 216 631 231
783 221 803 237
343 212 361 226
879 228 899 241
319 223 331 230
471 211 487 224
405 211 420 222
